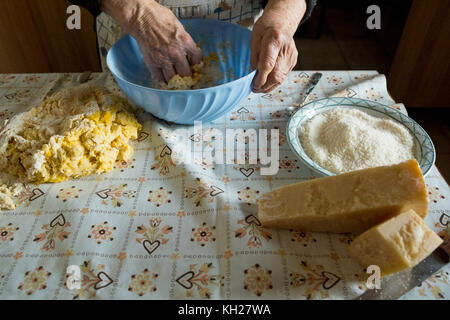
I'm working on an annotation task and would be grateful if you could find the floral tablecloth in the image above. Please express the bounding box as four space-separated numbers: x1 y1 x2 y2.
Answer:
0 71 448 300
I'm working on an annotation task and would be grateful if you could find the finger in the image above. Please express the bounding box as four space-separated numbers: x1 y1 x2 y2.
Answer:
260 68 288 92
253 35 280 91
180 32 203 65
187 46 203 65
250 33 260 70
143 57 165 82
262 83 280 93
174 55 192 77
252 71 272 93
162 65 176 83
251 71 261 93
150 67 164 83
252 77 280 93
252 76 281 93
260 47 296 92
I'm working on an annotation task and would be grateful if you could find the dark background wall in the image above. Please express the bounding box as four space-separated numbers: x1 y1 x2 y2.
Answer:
0 0 101 73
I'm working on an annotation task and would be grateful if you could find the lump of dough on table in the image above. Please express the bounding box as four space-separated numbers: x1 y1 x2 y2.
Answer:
0 85 142 185
0 179 25 210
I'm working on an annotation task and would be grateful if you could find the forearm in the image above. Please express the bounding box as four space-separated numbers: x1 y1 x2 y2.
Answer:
100 0 202 81
100 0 177 40
264 0 307 36
99 0 143 29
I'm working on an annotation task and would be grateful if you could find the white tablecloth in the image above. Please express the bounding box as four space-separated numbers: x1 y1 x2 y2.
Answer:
0 71 448 299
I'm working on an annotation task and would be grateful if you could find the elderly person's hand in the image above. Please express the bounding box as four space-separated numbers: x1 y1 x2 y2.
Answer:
101 0 202 82
251 0 306 93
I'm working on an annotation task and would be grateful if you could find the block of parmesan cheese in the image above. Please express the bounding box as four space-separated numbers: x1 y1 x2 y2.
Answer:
348 210 443 276
258 159 427 233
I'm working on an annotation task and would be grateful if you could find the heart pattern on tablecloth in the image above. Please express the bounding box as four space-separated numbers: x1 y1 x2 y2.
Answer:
209 186 224 197
142 239 161 255
50 213 66 227
94 271 113 289
321 271 341 289
29 188 45 201
245 214 261 226
239 168 254 178
137 131 149 141
160 145 172 157
176 271 195 289
440 213 450 226
96 188 111 199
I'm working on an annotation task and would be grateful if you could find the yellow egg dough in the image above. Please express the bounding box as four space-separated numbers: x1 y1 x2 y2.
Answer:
0 85 142 184
152 52 220 90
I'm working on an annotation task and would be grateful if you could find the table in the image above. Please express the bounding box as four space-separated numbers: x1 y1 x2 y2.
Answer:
0 71 448 299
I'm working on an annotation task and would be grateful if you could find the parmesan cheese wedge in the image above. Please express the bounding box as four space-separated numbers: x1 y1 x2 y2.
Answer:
257 159 428 233
348 209 443 276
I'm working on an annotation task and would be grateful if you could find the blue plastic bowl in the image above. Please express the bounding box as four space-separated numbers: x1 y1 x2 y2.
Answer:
107 19 256 124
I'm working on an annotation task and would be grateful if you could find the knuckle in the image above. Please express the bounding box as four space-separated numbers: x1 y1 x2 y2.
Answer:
147 58 162 69
291 42 298 54
269 29 284 45
167 49 184 62
152 50 166 61
191 47 202 58
264 86 276 93
179 32 195 47
292 50 299 65
178 32 189 41
272 71 285 84
262 57 276 70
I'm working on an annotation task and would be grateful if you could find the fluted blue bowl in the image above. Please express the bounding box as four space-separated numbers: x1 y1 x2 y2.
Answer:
107 19 256 124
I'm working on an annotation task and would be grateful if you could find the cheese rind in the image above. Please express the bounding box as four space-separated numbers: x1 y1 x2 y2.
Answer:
348 210 443 276
257 159 427 233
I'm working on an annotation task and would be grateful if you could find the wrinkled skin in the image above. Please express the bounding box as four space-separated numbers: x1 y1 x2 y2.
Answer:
127 2 203 82
251 0 305 93
101 0 306 91
102 0 202 82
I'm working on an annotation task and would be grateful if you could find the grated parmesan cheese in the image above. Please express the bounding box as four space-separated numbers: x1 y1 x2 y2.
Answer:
298 108 416 174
